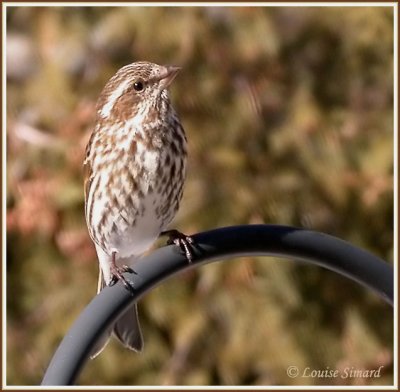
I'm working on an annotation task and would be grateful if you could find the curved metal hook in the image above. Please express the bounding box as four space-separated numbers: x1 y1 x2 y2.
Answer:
42 225 393 385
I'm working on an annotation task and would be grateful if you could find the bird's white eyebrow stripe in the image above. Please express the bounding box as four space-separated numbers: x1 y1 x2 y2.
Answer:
99 78 132 118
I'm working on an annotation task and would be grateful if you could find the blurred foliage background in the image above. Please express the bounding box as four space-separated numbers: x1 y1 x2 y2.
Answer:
6 5 394 386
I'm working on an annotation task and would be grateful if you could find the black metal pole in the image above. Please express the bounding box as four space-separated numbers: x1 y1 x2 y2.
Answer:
41 225 393 386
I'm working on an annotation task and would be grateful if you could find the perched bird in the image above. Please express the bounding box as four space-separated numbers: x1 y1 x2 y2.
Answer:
83 61 192 358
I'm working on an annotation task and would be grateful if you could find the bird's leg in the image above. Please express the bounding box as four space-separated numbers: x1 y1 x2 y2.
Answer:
160 229 194 262
110 251 135 294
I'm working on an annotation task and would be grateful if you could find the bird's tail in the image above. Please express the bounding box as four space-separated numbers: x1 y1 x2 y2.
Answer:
90 270 144 359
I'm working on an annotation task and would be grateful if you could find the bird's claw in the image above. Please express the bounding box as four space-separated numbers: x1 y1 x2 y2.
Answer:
160 229 195 263
110 264 136 294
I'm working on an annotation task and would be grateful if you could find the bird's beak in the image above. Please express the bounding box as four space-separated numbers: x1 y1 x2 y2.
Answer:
159 65 181 89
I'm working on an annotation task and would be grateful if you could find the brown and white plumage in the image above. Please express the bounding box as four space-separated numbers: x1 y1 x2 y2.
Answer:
83 62 187 357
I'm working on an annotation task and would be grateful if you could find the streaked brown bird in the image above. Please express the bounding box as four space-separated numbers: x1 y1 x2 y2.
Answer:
83 61 192 358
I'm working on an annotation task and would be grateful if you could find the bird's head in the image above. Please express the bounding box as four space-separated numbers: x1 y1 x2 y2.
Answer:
96 61 181 124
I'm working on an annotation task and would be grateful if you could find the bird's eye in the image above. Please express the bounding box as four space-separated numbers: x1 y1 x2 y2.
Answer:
133 79 145 92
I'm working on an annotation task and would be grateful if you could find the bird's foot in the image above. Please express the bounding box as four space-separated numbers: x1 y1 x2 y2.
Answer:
160 229 195 263
110 262 136 294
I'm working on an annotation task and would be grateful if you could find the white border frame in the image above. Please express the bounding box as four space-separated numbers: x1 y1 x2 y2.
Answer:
2 2 398 390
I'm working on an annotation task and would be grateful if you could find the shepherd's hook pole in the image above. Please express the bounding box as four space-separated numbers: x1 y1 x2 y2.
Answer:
41 225 393 386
